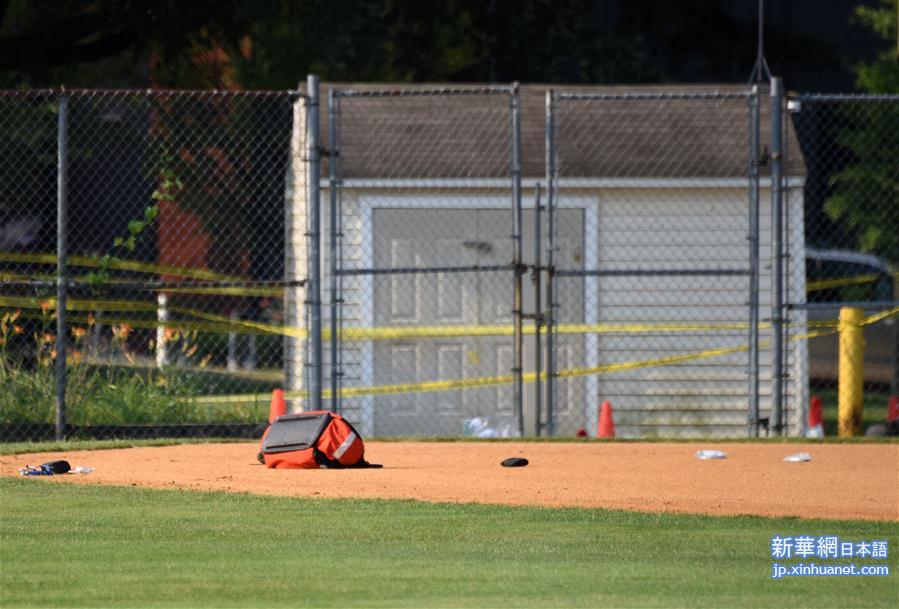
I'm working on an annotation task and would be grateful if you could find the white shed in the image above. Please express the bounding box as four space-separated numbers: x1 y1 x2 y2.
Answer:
284 83 809 438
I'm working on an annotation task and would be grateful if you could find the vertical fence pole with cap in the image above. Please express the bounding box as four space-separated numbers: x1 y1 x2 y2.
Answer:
55 92 69 441
328 87 340 413
533 184 543 436
770 77 785 434
747 86 761 437
306 75 323 411
544 90 557 437
511 84 524 436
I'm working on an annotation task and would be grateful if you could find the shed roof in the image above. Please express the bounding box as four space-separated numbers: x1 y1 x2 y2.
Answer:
317 83 805 180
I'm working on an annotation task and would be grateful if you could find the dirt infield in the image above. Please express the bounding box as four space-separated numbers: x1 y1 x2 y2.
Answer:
2 442 897 521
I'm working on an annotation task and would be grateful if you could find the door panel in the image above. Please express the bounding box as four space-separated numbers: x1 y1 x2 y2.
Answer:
371 205 585 436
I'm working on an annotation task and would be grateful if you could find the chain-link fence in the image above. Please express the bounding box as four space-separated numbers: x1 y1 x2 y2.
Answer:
547 87 806 438
787 94 899 437
1 82 897 442
1 89 298 441
324 86 519 438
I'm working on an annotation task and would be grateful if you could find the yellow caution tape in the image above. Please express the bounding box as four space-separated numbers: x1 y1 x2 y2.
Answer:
190 309 899 405
2 294 756 338
0 251 241 282
3 293 896 342
0 296 291 336
190 338 788 405
807 274 877 292
189 337 798 405
0 295 158 314
162 286 283 297
7 249 895 297
806 270 899 293
0 271 35 282
553 343 749 380
860 305 899 326
167 306 291 337
4 295 895 406
9 310 244 335
339 322 757 340
3 272 283 297
14 310 879 406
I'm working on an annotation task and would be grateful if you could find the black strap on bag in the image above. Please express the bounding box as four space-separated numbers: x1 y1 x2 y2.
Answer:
313 448 383 469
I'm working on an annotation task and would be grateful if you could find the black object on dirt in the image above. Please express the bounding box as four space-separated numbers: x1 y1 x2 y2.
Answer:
500 457 529 467
20 460 72 476
42 460 71 474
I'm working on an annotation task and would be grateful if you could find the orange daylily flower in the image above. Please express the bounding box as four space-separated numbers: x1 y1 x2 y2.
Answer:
112 324 132 340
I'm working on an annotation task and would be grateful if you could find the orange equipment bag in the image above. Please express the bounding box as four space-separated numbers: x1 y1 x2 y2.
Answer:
258 411 380 469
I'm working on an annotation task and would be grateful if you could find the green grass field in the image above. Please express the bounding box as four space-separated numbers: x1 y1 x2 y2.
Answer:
1 478 896 608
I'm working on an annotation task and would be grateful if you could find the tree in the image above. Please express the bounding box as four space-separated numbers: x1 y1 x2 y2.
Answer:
852 0 899 93
825 0 899 265
0 0 248 88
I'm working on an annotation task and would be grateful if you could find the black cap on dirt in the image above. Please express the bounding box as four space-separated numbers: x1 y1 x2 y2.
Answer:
500 457 528 467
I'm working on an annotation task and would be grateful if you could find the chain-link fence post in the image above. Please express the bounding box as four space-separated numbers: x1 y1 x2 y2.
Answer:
328 86 341 413
54 91 69 441
770 77 785 435
747 85 761 437
545 90 557 437
306 75 323 411
532 184 543 436
511 83 524 436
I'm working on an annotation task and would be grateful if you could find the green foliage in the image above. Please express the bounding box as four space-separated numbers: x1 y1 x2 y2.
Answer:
83 203 158 283
85 145 169 284
825 0 899 264
0 364 261 426
2 480 897 608
852 0 899 94
818 386 892 436
0 311 261 425
825 103 899 264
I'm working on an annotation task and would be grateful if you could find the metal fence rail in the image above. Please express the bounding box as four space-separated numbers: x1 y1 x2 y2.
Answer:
1 81 897 441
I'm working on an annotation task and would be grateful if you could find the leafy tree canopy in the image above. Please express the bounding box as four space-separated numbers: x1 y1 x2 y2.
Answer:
0 0 841 89
851 0 899 93
825 0 898 265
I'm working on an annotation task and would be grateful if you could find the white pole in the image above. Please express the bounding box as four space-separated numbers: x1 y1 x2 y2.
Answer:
156 293 169 368
227 309 239 371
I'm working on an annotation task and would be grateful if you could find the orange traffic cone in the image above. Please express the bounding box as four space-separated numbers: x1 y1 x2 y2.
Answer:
597 401 615 438
887 396 899 423
268 389 287 424
806 395 824 438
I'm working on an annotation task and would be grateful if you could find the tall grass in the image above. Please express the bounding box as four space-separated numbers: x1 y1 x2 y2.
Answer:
0 309 262 425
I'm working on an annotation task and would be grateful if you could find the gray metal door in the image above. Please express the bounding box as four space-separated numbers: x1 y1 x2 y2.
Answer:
371 205 584 436
372 208 510 435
